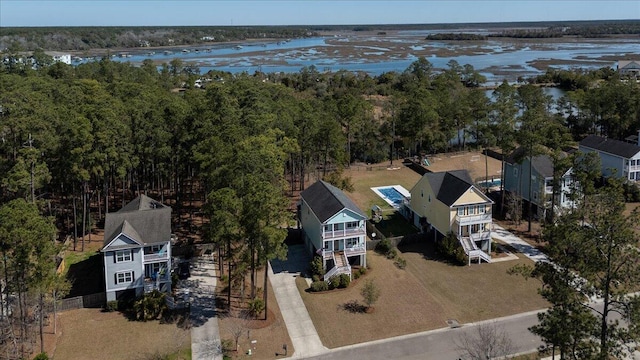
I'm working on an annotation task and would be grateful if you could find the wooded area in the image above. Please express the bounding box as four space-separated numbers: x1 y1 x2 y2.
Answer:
1 43 639 359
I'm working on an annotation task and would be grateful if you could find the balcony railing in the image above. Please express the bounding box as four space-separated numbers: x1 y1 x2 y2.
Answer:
143 250 169 262
321 245 366 259
344 245 366 257
322 227 365 240
455 213 492 226
545 186 553 194
469 231 491 242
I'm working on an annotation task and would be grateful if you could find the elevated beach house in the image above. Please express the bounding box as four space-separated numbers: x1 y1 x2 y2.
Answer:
579 135 640 181
408 170 493 265
102 195 173 302
503 148 575 219
299 180 367 280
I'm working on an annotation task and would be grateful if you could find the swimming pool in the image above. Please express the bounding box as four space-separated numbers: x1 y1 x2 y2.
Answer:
371 185 411 208
477 178 501 188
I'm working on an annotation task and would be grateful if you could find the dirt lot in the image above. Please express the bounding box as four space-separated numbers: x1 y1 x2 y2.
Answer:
216 268 294 360
51 308 191 360
297 248 547 349
423 150 502 183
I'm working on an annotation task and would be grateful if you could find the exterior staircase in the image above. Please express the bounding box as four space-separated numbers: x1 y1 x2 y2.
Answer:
324 251 351 281
459 236 491 265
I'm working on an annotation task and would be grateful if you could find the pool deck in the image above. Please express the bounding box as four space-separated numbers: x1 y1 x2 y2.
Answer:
371 185 411 208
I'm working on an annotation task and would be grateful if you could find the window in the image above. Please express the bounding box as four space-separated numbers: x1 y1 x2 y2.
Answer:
478 205 485 214
115 271 134 284
346 238 359 248
533 191 538 200
346 221 359 229
115 250 132 263
457 207 464 216
324 225 331 232
513 168 518 177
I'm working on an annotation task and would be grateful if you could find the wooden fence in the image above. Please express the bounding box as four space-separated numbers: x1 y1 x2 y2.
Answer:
57 292 106 312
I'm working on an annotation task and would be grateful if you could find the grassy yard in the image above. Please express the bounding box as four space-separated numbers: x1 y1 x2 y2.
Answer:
344 163 422 213
52 308 191 360
297 246 548 349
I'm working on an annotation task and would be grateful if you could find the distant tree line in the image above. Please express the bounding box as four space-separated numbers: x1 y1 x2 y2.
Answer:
0 26 315 52
425 33 487 41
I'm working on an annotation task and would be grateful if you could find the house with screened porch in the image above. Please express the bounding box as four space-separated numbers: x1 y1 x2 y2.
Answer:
407 170 493 265
298 180 367 280
101 194 173 302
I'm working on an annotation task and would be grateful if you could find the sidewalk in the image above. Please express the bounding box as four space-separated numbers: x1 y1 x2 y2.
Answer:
189 257 223 360
269 244 328 359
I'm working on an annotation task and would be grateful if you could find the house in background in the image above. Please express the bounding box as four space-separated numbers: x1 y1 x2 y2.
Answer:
299 181 367 280
407 170 493 265
579 134 640 181
102 194 173 302
618 60 640 79
503 148 575 219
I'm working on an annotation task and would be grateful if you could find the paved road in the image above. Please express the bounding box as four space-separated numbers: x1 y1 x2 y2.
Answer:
304 310 544 360
188 257 223 360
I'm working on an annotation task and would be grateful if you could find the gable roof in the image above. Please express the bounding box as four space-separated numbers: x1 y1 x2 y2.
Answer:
103 194 172 249
579 135 640 159
300 180 366 223
505 147 562 178
618 60 640 70
420 170 475 207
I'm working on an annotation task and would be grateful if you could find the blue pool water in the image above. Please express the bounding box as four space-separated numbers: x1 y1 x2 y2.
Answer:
378 187 405 207
477 179 502 188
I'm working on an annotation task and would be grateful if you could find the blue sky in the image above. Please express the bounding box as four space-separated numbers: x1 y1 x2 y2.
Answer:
1 1 638 27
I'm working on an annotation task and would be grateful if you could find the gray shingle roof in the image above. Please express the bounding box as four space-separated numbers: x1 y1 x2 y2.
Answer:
300 180 366 223
423 170 474 206
580 135 640 159
103 195 172 249
506 148 556 178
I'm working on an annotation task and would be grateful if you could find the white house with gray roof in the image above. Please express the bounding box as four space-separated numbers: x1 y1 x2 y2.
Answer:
299 181 367 280
579 135 640 181
102 195 173 302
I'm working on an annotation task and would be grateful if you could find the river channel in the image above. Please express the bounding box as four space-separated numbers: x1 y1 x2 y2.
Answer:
95 29 639 83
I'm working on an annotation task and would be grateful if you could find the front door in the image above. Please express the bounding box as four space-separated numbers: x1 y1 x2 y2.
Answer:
334 239 343 251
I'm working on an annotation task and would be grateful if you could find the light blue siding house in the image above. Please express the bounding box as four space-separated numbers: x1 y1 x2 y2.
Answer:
579 135 640 181
102 195 172 302
504 148 574 219
299 181 367 280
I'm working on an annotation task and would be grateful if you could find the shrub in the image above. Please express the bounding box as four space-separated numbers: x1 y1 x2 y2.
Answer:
394 257 407 269
436 232 467 266
375 238 392 254
353 271 360 280
309 255 325 278
360 279 381 309
310 280 328 292
329 275 341 290
358 267 367 276
338 274 351 288
105 300 118 312
247 297 265 317
133 290 168 321
385 248 398 259
312 274 320 282
33 353 49 360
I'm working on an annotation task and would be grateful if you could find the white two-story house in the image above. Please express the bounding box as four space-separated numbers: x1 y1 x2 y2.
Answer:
299 181 367 280
102 195 172 302
579 135 640 181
